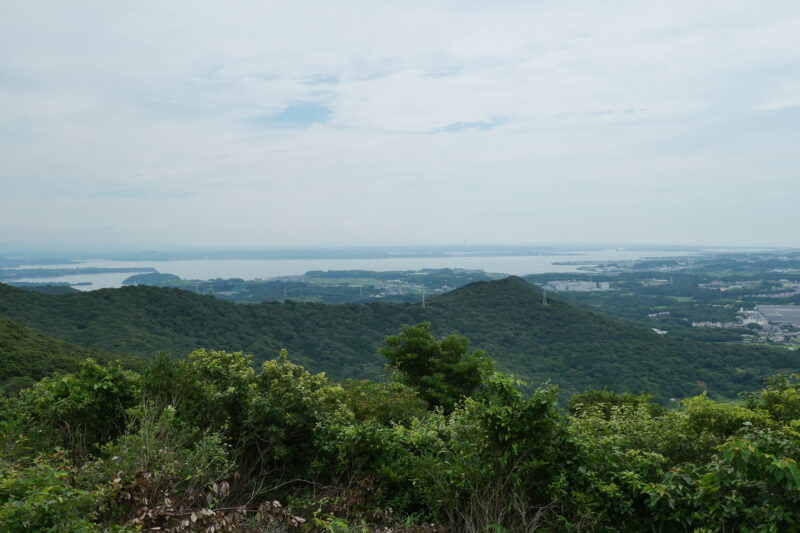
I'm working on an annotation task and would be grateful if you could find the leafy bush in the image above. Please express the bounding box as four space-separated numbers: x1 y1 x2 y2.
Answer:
0 452 109 533
567 389 665 418
341 379 427 425
427 377 581 532
643 428 800 531
83 403 234 530
141 350 256 437
16 359 139 455
682 393 773 440
745 373 800 428
241 350 351 482
318 413 450 517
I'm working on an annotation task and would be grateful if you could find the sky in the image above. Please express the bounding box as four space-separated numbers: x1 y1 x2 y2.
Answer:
1 0 799 250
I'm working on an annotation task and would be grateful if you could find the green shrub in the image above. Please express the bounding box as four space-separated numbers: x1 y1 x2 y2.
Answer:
16 359 139 455
241 350 351 482
745 373 800 428
644 428 800 531
567 389 665 418
683 393 773 440
0 452 109 533
431 378 580 532
83 402 233 529
318 411 450 517
341 379 427 425
141 350 256 438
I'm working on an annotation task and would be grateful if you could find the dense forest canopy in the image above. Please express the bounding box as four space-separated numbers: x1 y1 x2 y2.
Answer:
1 277 798 401
0 317 143 395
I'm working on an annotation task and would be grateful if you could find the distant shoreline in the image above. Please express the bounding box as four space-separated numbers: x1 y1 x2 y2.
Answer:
1 249 705 291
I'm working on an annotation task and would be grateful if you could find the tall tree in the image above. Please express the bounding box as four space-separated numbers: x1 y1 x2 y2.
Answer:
380 322 493 411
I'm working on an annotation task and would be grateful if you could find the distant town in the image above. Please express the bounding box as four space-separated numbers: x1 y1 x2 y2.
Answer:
529 251 800 349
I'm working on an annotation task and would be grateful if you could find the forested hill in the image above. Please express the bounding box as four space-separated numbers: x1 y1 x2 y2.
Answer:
0 317 143 393
1 277 797 400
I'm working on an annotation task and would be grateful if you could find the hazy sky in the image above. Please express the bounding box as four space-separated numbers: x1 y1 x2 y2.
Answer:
1 1 799 249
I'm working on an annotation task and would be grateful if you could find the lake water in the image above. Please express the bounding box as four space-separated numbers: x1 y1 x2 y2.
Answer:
12 249 698 291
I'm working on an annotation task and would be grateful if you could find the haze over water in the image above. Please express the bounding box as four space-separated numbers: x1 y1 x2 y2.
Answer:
14 249 696 290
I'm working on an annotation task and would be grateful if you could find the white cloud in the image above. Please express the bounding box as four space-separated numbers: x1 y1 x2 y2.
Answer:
1 0 799 247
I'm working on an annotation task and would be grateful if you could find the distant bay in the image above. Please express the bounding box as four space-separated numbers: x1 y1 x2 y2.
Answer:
9 249 698 291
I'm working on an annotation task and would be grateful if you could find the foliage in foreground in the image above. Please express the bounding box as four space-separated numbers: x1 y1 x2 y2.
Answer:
2 325 800 532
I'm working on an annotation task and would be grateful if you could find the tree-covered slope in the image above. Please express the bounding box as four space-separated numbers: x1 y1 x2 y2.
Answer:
0 317 143 392
420 277 800 399
16 284 82 295
0 278 797 400
0 281 409 381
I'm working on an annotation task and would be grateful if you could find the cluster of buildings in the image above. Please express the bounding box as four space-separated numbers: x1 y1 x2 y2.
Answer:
698 280 762 291
640 279 671 287
543 280 613 292
693 305 800 346
756 305 800 326
745 280 800 299
699 279 800 297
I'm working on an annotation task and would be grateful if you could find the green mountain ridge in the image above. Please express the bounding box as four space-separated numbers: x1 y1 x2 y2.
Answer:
0 316 143 392
1 277 797 400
